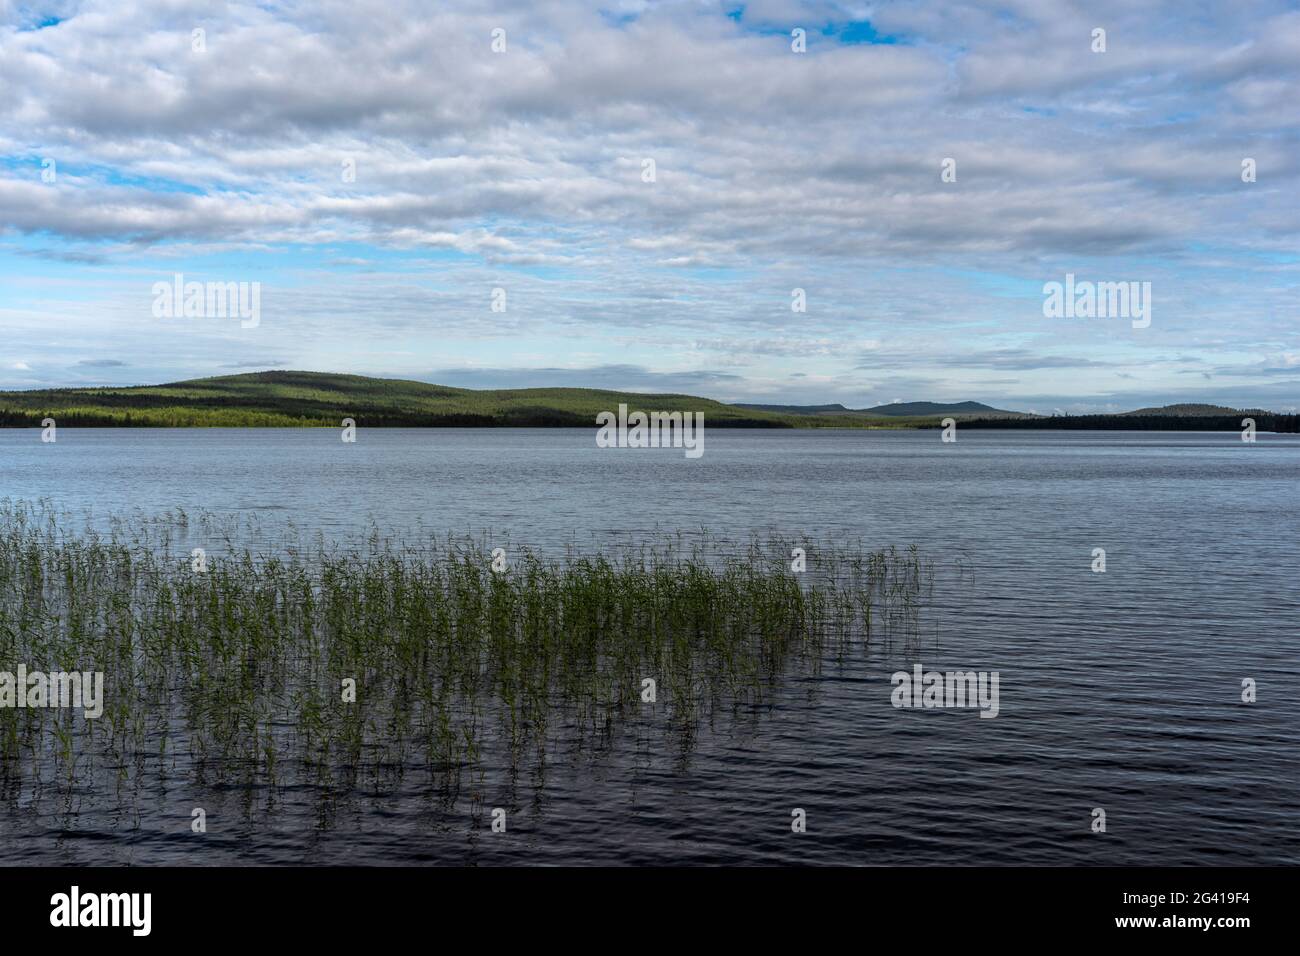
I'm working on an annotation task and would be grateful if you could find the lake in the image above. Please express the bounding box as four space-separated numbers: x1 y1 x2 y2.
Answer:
1 427 1297 864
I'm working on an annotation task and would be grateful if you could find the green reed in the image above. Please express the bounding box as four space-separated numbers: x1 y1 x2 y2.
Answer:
0 500 932 798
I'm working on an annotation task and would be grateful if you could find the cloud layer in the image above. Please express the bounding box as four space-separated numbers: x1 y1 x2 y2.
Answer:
1 0 1297 410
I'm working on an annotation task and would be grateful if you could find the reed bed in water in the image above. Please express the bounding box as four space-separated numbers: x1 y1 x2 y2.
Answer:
0 500 932 796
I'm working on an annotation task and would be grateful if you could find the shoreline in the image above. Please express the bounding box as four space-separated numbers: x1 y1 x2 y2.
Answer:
0 418 1296 431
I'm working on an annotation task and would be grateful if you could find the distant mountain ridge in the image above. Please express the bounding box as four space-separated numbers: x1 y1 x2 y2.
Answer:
0 371 1293 430
736 399 1021 418
732 402 852 414
1124 403 1264 416
862 400 1018 417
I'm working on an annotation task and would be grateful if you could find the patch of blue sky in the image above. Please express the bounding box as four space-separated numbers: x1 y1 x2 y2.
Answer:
96 166 208 195
727 4 903 44
821 20 902 45
1 155 207 195
0 155 57 176
598 8 641 28
17 14 65 31
1247 251 1300 266
936 267 1044 300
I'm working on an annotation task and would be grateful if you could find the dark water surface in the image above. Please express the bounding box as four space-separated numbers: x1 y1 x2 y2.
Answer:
1 428 1297 865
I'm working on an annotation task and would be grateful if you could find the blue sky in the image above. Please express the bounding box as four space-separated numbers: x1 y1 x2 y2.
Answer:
1 0 1298 412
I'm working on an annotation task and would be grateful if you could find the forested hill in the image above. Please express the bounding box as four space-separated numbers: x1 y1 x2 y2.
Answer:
2 371 1294 430
0 371 897 428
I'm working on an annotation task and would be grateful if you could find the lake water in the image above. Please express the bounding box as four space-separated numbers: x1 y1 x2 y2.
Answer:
1 428 1297 865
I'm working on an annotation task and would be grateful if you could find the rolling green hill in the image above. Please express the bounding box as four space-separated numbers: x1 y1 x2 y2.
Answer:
0 371 909 428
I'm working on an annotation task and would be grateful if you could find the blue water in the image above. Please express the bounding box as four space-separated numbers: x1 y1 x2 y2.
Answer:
0 427 1296 864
